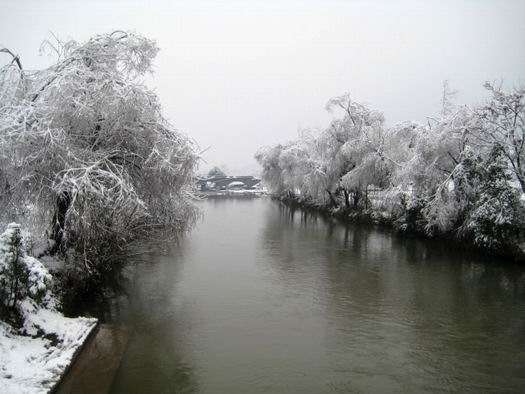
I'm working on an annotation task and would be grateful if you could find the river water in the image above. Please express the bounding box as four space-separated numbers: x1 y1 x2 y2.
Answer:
106 197 525 393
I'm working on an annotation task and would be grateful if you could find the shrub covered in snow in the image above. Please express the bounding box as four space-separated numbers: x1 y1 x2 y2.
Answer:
0 223 52 325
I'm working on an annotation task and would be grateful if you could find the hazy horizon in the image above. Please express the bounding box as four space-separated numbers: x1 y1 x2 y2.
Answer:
2 0 524 175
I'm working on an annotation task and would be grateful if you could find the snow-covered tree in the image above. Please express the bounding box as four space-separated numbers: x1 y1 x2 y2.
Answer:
255 144 288 195
0 223 52 323
470 82 525 193
0 32 198 276
463 145 525 253
441 80 458 117
323 94 393 207
208 166 226 177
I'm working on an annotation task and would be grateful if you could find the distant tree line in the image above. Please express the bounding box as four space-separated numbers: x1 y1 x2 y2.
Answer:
256 82 525 259
208 166 227 177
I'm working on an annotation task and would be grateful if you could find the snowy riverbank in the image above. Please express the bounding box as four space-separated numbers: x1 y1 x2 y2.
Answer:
0 223 98 393
0 303 97 393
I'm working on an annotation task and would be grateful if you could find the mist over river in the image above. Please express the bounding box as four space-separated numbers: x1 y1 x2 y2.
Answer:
103 197 525 393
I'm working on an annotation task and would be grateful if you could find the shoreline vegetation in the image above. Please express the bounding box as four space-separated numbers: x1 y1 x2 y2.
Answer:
256 83 525 262
0 32 199 392
273 194 520 263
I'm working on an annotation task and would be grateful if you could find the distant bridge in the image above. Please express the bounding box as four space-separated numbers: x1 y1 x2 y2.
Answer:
196 176 261 190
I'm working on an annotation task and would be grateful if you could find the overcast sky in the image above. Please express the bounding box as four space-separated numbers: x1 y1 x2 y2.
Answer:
1 0 524 174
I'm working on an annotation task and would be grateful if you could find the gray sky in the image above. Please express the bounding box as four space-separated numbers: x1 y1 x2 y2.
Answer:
1 0 524 174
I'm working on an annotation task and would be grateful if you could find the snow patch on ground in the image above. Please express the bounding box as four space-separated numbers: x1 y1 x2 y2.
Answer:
0 303 97 394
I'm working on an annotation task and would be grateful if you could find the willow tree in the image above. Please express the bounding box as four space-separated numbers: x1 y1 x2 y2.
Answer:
0 32 198 276
322 94 391 208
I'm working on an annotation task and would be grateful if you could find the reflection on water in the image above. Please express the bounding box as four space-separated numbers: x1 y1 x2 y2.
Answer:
105 197 525 393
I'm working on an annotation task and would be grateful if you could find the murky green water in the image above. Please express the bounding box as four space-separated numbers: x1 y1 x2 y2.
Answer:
108 197 525 393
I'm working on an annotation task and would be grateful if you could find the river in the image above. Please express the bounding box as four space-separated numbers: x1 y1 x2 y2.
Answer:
102 196 525 393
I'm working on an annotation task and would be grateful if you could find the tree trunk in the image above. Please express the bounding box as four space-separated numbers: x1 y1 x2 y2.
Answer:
50 191 71 255
518 175 525 196
343 190 350 208
352 191 361 208
326 189 338 208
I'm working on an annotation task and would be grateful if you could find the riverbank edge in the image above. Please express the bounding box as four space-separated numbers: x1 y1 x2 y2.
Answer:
0 309 98 394
275 195 525 263
53 324 130 394
49 320 99 394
